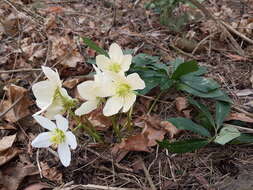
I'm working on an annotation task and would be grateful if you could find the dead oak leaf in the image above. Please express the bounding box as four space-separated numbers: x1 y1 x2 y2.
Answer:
0 134 16 152
0 147 22 166
40 162 63 184
0 84 32 123
116 133 151 152
160 121 180 138
0 163 38 190
23 183 51 190
49 35 83 68
225 113 253 123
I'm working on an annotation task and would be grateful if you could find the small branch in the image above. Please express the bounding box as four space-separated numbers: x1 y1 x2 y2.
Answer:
140 159 157 190
0 68 41 74
63 184 140 190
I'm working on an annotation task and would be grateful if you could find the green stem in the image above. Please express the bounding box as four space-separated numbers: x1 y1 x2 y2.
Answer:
147 91 163 115
111 115 121 140
69 110 103 143
126 106 133 131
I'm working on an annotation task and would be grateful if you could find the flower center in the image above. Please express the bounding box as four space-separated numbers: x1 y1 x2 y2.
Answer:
50 128 66 144
116 83 131 97
108 63 121 73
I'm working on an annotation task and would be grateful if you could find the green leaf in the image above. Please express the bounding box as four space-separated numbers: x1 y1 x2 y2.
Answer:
158 139 209 153
184 66 208 76
160 78 174 91
168 117 211 137
231 134 253 144
169 58 185 72
195 112 214 132
171 60 198 80
177 83 232 103
180 76 220 93
132 53 160 67
188 97 215 127
214 124 241 145
215 101 231 129
82 38 109 57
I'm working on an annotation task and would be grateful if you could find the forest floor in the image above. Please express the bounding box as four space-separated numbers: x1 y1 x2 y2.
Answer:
0 0 253 189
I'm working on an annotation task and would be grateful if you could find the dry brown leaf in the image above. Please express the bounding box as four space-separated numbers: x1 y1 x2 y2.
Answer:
0 134 16 152
49 35 83 68
0 123 16 130
226 113 253 123
23 183 50 190
116 134 151 152
0 163 38 190
143 126 166 147
0 84 32 122
63 78 83 89
0 147 21 166
175 97 189 112
88 108 112 131
160 121 180 138
40 162 63 183
251 69 253 88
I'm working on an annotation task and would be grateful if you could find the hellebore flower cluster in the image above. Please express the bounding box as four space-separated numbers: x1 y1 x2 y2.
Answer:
30 43 145 167
76 43 145 116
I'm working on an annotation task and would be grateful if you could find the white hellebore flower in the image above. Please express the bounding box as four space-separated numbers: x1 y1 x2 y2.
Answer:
32 66 75 119
31 114 77 167
96 43 132 74
75 66 112 115
103 73 145 116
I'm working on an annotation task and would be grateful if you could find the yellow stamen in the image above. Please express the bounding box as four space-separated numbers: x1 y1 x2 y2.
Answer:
50 128 65 144
116 83 131 97
108 63 121 73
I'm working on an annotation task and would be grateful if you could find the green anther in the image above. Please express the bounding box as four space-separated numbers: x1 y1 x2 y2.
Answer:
108 63 121 73
50 128 66 144
116 83 131 97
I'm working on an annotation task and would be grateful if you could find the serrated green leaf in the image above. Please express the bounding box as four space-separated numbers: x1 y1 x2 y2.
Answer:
181 76 220 93
195 112 214 132
184 66 208 76
168 117 211 137
82 38 109 57
177 83 232 103
188 97 215 127
169 58 185 72
231 133 253 144
171 60 198 80
158 139 209 153
215 101 231 129
214 124 240 145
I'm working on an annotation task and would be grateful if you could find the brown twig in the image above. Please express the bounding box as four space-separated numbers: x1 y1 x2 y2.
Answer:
140 159 157 190
187 0 245 56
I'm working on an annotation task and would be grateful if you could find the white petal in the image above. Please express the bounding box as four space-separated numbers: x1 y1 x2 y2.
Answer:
103 96 124 116
122 93 136 112
126 73 145 90
109 43 123 62
96 55 111 72
31 132 53 148
33 115 56 130
55 115 68 131
42 66 61 85
58 142 71 167
44 104 64 120
77 81 97 100
66 131 77 149
121 54 132 72
75 100 99 115
32 81 55 109
59 88 72 100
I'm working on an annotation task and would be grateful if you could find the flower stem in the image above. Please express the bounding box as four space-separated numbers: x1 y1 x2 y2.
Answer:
111 116 121 140
69 111 103 143
147 91 163 115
